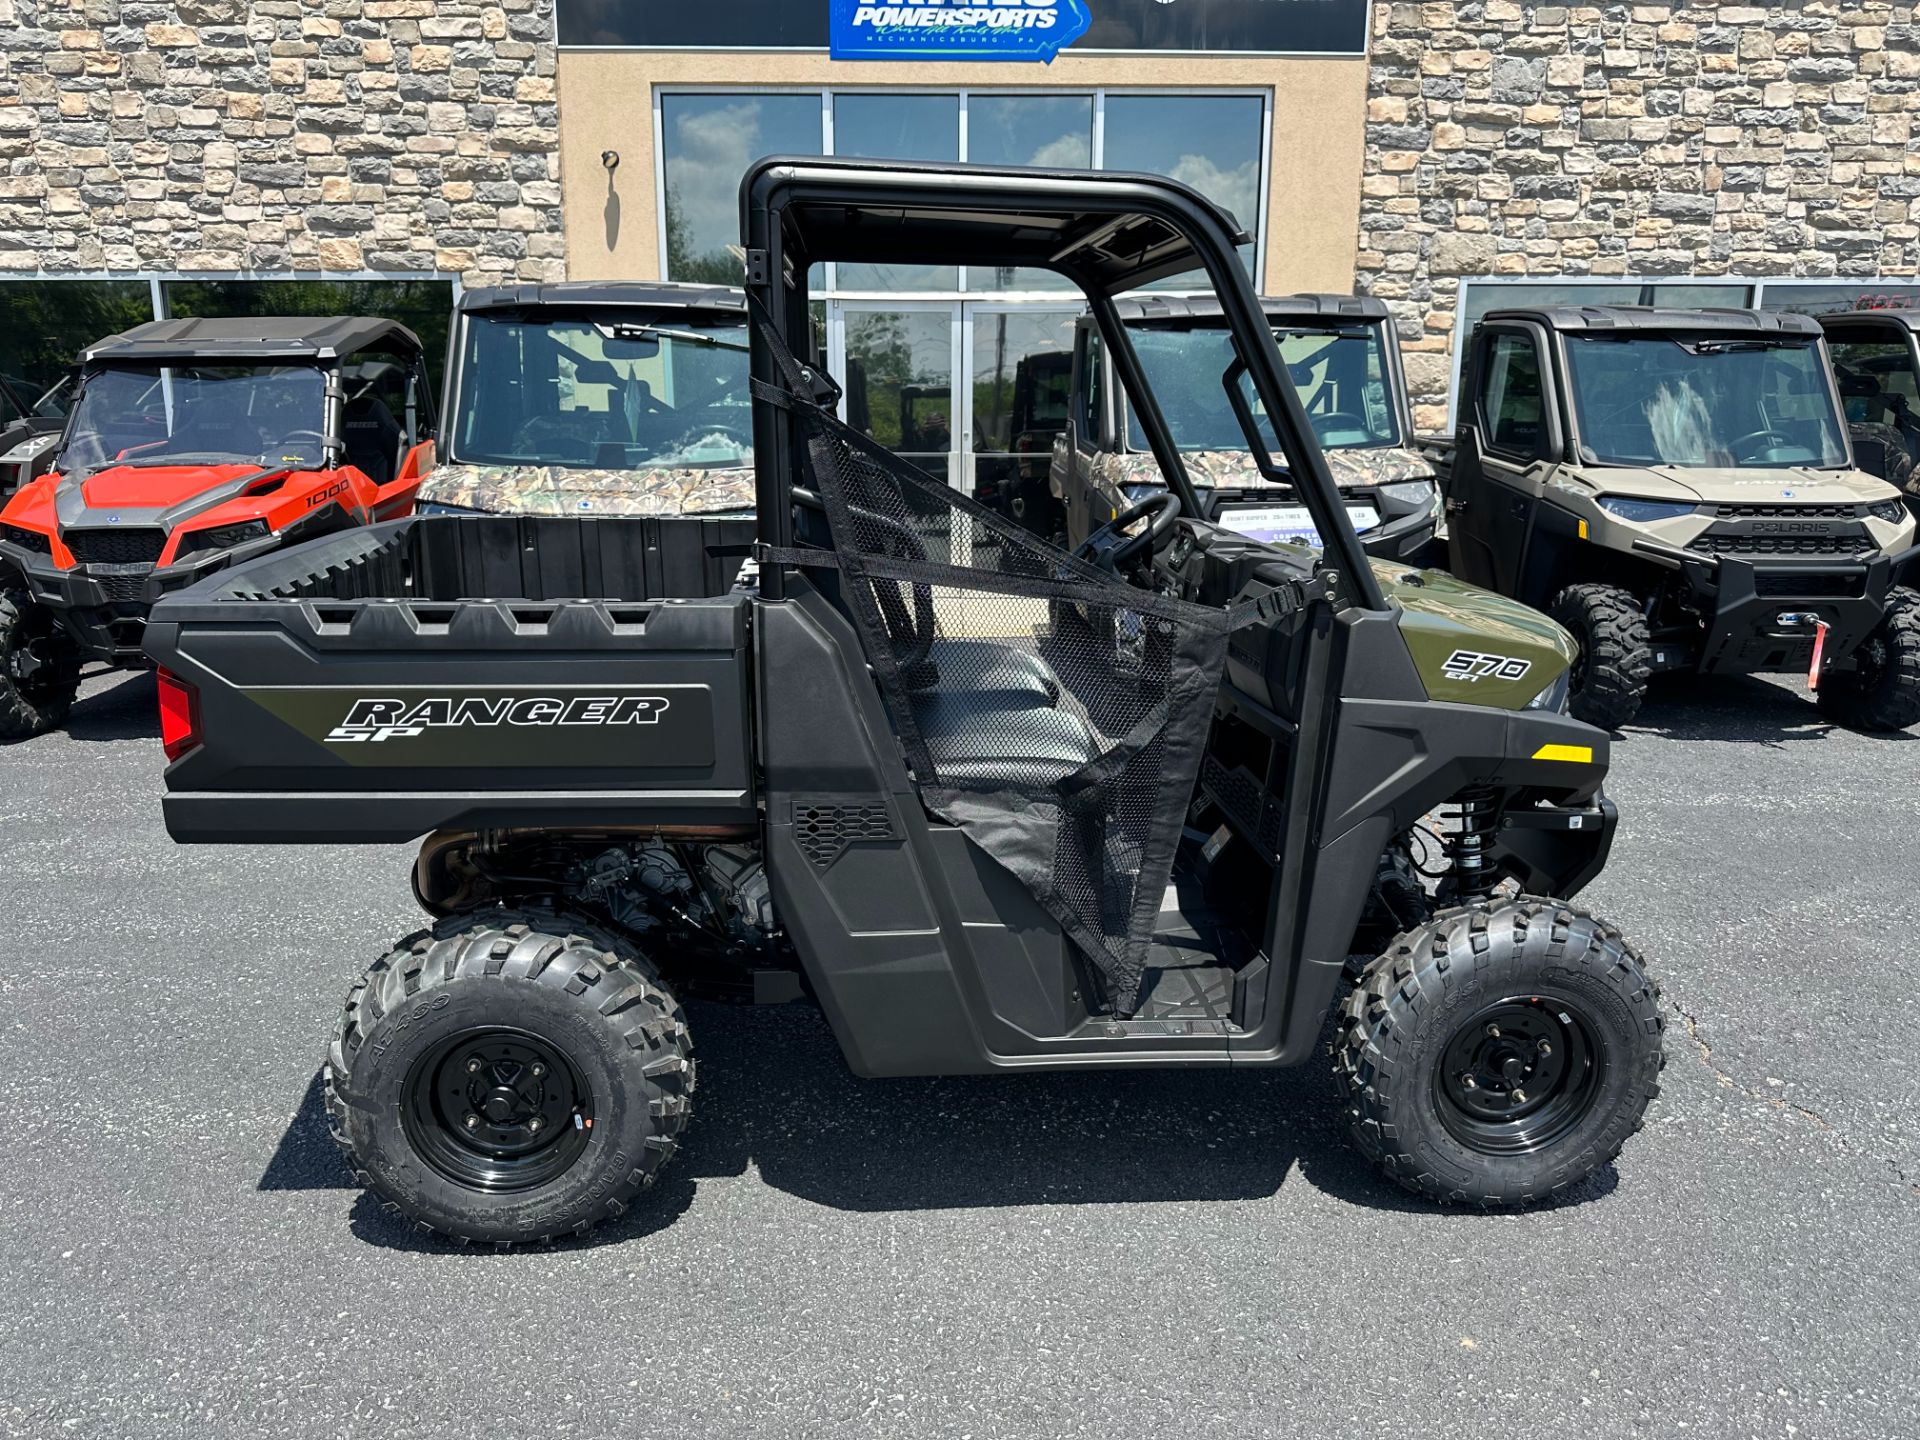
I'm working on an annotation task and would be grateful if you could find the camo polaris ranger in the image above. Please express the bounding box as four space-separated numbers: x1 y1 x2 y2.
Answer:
0 316 434 739
416 282 756 521
1056 293 1443 563
147 159 1661 1245
1818 307 1920 512
1434 306 1920 732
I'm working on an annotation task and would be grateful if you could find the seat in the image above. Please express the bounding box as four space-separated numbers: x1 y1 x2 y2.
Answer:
907 687 1100 785
342 394 402 485
918 638 1061 708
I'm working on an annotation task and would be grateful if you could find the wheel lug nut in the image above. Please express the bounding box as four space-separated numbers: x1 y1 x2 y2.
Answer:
528 1117 543 1133
1460 1074 1478 1090
465 1058 482 1073
463 1113 480 1130
1486 1024 1501 1038
1511 1089 1528 1105
1537 1040 1552 1056
531 1064 545 1078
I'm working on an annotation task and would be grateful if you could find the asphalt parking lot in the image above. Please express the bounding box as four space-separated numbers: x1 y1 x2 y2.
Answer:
3 668 1917 1440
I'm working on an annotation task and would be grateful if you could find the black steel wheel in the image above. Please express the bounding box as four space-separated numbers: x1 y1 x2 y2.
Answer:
326 910 693 1245
1433 996 1603 1156
0 586 81 741
1336 896 1664 1206
402 1028 593 1195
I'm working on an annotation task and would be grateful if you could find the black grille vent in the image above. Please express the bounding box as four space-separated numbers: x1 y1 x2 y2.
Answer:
1688 532 1874 557
1754 571 1866 598
95 573 151 603
1712 503 1858 520
64 527 166 566
794 799 895 869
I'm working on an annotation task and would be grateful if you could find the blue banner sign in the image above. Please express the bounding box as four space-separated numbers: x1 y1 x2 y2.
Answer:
830 0 1093 61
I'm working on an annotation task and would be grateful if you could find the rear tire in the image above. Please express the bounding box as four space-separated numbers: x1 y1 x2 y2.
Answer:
0 586 80 741
1815 586 1920 733
1549 583 1651 731
1335 897 1664 1206
325 909 694 1245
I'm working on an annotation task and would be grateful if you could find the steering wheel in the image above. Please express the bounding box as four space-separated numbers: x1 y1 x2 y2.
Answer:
1728 428 1794 462
1072 492 1182 573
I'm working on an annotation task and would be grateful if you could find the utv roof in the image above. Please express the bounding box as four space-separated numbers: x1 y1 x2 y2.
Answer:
745 154 1251 293
457 281 745 315
1113 293 1391 324
79 316 423 364
1813 308 1920 333
1482 304 1825 338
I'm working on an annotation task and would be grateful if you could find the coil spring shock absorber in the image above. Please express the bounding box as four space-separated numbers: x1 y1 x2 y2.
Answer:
1450 787 1501 903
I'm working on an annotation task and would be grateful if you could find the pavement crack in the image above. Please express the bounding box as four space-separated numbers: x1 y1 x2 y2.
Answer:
1672 1001 1918 1197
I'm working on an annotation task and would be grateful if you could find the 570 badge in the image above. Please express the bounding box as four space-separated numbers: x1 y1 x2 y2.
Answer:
1440 648 1534 684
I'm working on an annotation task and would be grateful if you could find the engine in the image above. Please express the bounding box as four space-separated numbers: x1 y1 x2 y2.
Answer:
568 840 776 948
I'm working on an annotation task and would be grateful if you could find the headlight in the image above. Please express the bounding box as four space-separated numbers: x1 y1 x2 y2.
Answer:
179 519 271 555
1 523 52 555
1376 479 1437 507
416 499 485 517
1525 670 1572 713
1596 496 1697 523
1867 498 1908 524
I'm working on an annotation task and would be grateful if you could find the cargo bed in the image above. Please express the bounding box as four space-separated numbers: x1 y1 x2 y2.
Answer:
146 514 758 843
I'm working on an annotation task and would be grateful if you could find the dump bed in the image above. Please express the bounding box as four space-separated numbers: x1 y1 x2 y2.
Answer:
146 514 758 843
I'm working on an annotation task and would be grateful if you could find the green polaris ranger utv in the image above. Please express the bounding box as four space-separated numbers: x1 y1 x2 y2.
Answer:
1434 306 1920 731
145 159 1662 1245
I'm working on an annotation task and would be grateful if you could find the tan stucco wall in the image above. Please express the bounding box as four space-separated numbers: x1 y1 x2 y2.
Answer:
556 51 1368 296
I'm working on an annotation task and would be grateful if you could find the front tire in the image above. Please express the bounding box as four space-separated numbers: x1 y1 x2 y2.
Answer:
0 586 80 741
1335 898 1664 1206
325 910 693 1245
1816 586 1920 733
1549 583 1652 731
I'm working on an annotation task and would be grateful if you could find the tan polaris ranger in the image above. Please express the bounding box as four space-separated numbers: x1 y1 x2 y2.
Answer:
416 281 756 521
1434 305 1920 731
1054 293 1443 563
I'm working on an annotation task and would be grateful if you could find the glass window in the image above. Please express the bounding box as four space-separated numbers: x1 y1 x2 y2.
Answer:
1102 94 1264 283
1124 320 1400 453
832 95 961 292
163 279 454 396
57 363 328 473
1563 334 1847 468
450 311 752 471
843 308 955 476
1479 332 1546 458
0 279 154 401
963 95 1093 294
1760 283 1920 317
661 93 825 286
1828 340 1920 421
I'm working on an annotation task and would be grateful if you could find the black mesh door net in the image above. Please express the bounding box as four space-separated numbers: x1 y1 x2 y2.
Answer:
760 327 1239 1011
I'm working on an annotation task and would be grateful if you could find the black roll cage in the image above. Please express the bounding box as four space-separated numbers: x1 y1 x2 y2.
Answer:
740 156 1385 610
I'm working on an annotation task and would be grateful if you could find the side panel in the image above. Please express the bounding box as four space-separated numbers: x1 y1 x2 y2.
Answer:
153 595 755 842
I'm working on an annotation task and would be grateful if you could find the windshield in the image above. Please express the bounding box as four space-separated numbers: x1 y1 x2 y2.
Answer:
1564 335 1849 468
451 312 753 470
55 363 327 473
1125 321 1402 453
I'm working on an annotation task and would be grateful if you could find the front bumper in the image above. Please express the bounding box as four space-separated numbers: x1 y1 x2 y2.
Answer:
0 535 279 665
1676 551 1902 675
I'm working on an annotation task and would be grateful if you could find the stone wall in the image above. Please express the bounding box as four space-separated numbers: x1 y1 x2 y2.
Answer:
1357 0 1920 428
0 0 563 283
